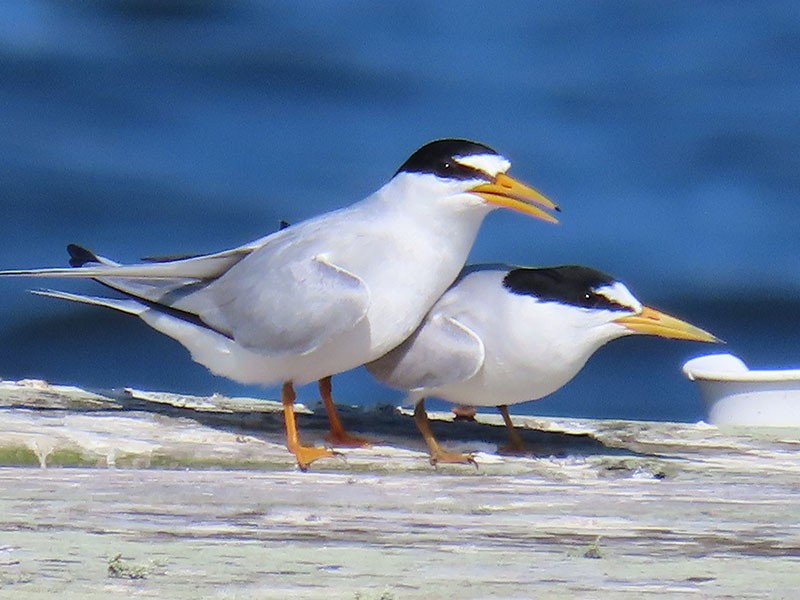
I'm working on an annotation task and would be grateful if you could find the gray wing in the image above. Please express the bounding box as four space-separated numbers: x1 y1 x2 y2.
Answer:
62 245 204 305
367 313 485 391
4 228 371 357
176 251 370 356
78 241 371 357
0 235 273 280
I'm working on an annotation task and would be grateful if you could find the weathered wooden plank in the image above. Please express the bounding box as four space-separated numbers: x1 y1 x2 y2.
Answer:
0 380 798 599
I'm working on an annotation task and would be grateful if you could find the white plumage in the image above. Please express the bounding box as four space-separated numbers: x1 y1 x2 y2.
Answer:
367 264 718 464
1 139 558 469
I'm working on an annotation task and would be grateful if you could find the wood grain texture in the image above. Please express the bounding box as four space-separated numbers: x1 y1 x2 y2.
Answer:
1 379 799 599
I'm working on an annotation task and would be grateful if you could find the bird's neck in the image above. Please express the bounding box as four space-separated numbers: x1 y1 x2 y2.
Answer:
368 181 492 248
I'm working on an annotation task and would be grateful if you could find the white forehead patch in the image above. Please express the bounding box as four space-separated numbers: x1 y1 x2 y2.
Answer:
594 282 642 313
453 153 511 178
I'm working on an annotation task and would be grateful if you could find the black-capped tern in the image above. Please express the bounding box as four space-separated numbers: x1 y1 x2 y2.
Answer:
367 264 719 465
0 139 559 470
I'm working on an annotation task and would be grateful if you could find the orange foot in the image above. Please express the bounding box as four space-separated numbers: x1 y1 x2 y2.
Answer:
325 430 372 448
318 376 373 448
428 448 478 468
288 442 337 471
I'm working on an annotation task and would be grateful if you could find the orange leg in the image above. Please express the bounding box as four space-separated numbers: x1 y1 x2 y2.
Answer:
414 399 476 467
282 381 335 470
497 404 526 454
318 376 371 447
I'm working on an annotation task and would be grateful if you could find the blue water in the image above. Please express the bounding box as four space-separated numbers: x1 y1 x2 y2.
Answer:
1 1 799 422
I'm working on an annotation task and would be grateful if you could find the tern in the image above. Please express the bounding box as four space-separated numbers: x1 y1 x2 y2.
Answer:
367 264 719 465
0 139 559 469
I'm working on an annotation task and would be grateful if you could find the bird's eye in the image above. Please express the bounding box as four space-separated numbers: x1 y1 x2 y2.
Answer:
443 162 452 170
584 293 592 300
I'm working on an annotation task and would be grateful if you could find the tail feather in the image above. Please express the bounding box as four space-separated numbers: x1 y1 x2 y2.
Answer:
67 244 120 268
141 253 204 263
0 241 258 280
32 285 232 339
41 248 233 340
31 289 146 316
64 244 198 307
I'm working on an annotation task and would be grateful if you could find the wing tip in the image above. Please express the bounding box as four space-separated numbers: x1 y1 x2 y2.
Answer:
66 244 99 268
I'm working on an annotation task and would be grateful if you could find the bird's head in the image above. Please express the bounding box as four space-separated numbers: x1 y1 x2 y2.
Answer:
393 139 559 224
502 265 720 347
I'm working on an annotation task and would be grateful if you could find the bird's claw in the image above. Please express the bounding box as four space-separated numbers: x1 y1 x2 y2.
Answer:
324 431 373 448
291 444 338 471
428 450 478 470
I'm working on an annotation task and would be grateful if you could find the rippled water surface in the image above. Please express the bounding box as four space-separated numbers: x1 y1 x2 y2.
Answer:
1 2 799 421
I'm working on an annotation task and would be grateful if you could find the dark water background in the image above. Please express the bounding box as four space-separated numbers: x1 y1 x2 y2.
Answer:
1 1 799 421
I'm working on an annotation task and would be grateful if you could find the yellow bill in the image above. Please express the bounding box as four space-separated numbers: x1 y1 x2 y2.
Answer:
614 306 720 343
469 172 559 223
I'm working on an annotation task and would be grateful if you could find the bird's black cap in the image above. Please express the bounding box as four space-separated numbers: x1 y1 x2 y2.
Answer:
395 139 499 180
503 266 631 311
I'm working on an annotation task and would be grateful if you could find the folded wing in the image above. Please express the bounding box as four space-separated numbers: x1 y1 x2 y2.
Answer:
367 313 485 391
9 233 371 359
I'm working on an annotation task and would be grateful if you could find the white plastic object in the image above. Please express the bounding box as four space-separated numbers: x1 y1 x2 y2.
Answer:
683 353 800 427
